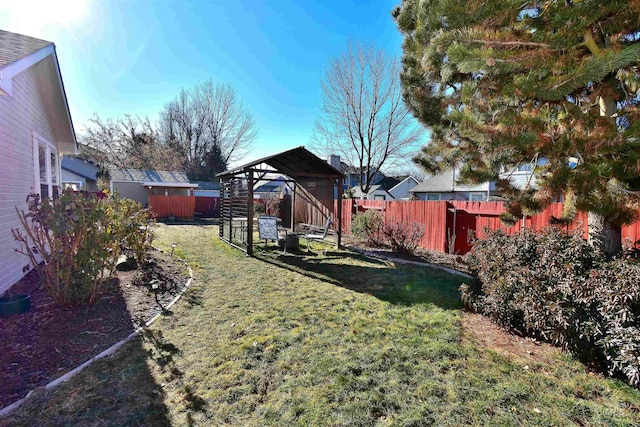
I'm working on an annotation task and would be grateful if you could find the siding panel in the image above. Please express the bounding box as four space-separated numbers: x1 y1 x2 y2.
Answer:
0 64 58 294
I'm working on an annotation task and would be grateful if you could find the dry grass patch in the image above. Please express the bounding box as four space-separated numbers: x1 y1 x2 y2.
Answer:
2 224 639 426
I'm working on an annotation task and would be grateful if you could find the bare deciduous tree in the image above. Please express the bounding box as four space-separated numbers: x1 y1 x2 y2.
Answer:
311 41 423 193
81 115 184 172
158 80 258 180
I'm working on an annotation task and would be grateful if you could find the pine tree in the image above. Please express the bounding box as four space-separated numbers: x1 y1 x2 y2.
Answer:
394 0 640 256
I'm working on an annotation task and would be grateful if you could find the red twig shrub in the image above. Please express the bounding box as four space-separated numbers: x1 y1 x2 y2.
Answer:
381 220 425 255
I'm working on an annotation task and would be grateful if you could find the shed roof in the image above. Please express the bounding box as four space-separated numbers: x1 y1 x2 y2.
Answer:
217 146 344 179
110 168 191 184
0 30 51 69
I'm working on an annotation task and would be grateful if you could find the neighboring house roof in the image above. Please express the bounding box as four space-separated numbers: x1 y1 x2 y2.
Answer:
390 175 418 188
0 30 77 153
410 170 456 193
191 181 220 191
410 169 492 194
110 168 197 187
375 176 401 191
388 176 420 197
351 184 393 199
255 182 285 193
61 156 98 181
0 30 51 69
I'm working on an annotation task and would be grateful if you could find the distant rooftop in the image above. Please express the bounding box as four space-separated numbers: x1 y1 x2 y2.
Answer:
61 156 98 181
410 170 456 193
110 168 191 184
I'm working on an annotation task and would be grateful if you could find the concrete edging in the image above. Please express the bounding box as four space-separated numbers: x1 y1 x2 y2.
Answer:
0 252 194 418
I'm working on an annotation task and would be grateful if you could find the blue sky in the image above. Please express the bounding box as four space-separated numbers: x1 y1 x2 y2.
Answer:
0 0 415 166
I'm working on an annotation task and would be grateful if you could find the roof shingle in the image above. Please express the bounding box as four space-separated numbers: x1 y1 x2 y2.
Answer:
0 30 52 69
110 168 191 184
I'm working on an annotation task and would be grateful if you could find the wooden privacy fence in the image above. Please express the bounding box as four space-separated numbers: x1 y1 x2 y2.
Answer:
195 196 220 218
341 199 640 255
149 195 195 219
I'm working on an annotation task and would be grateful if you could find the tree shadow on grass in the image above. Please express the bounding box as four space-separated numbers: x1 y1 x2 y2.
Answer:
0 336 173 427
1 300 208 427
254 246 464 310
3 329 212 427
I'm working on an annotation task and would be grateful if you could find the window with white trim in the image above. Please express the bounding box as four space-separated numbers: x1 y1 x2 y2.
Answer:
470 193 485 202
33 133 59 199
426 193 441 201
63 181 82 191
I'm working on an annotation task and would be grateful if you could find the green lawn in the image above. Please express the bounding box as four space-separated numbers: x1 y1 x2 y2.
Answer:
2 224 639 426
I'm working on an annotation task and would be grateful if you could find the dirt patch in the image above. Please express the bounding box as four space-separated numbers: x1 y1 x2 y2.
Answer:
345 236 470 274
0 249 190 409
461 313 563 370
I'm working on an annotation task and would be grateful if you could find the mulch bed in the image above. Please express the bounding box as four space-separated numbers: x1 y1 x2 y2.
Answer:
0 249 190 409
345 237 471 274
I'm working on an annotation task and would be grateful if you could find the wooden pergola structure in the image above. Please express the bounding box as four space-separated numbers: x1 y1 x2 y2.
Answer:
216 146 344 255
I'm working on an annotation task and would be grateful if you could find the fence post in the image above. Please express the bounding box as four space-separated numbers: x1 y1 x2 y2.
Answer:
336 177 343 248
247 171 254 256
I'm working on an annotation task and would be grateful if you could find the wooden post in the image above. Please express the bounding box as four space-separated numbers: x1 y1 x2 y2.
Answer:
247 171 254 256
336 177 343 249
291 181 297 231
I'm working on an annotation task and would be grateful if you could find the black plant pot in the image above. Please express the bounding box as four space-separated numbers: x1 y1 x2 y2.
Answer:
0 294 31 317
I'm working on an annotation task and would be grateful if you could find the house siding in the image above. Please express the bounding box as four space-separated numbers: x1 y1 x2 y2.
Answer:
502 172 537 190
112 181 148 205
367 189 392 200
61 168 86 189
0 64 59 294
390 178 418 200
413 191 491 201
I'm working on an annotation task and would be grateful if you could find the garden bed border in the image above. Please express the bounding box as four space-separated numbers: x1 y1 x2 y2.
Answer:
0 250 194 418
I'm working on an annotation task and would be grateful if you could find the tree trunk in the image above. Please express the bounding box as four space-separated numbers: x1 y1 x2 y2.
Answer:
587 212 622 258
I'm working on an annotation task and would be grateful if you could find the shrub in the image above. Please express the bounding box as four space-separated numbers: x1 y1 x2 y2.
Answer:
114 197 155 264
351 210 384 246
266 196 281 217
382 221 425 255
254 202 266 215
594 260 640 385
12 191 154 305
462 227 640 386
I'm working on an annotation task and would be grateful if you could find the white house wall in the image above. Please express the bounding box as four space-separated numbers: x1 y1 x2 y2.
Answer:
0 64 59 294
